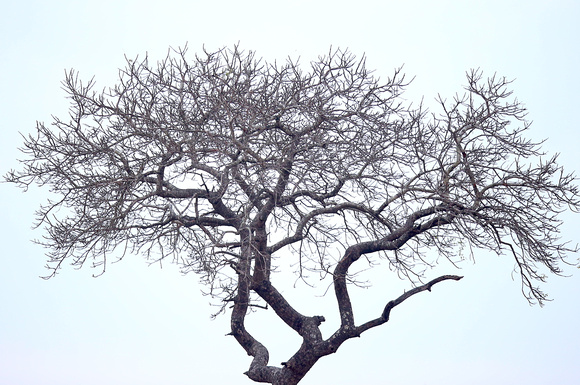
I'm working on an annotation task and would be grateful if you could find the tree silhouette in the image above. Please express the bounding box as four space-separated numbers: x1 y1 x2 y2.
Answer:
6 45 579 385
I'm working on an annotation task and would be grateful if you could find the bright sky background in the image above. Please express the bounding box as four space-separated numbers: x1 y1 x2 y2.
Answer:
1 1 579 384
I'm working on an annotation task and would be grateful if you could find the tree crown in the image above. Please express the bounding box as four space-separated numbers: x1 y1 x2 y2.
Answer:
6 45 579 384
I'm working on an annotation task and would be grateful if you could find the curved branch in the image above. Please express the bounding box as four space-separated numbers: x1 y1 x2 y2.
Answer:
230 231 281 383
268 201 381 253
331 204 456 334
355 275 463 334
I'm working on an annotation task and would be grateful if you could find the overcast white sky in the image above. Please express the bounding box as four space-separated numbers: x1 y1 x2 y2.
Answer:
1 1 579 384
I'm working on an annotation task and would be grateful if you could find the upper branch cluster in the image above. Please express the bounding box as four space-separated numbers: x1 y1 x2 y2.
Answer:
5 46 578 307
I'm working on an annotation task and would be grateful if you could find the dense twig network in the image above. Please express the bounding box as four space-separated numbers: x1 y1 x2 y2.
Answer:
6 45 579 384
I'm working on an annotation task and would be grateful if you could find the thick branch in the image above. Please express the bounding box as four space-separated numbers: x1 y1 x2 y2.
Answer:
230 231 281 383
332 205 456 331
253 280 325 343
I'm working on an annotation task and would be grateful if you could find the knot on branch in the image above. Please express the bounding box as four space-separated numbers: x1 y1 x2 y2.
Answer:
313 315 325 325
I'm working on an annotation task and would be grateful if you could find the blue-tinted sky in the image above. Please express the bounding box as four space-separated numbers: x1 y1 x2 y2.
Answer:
1 1 579 384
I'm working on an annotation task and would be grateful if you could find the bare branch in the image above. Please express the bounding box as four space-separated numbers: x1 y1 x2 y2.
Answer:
356 275 464 335
5 45 579 385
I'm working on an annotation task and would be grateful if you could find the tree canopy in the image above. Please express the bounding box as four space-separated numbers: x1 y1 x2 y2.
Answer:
6 45 579 385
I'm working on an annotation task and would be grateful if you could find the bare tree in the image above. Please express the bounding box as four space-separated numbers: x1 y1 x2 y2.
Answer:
6 45 579 385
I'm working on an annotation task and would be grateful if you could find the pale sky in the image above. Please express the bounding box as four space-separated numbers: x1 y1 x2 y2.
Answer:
1 1 579 384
